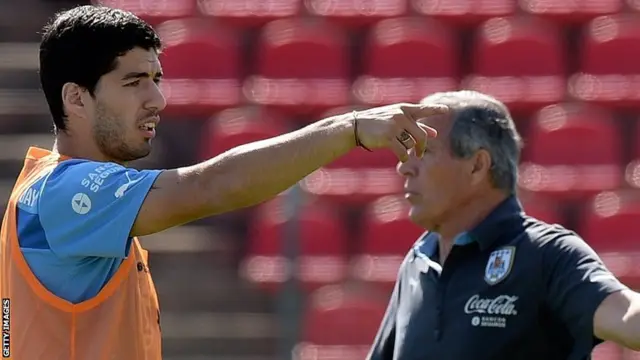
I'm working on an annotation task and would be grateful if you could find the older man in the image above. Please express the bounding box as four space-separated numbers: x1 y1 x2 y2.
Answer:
367 90 640 360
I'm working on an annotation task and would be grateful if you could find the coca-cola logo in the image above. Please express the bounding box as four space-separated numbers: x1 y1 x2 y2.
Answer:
464 294 518 316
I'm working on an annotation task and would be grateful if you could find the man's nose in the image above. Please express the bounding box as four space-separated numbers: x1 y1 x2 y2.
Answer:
397 154 417 177
147 81 167 113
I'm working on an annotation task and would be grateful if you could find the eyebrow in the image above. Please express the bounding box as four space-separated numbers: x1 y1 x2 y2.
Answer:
121 71 163 81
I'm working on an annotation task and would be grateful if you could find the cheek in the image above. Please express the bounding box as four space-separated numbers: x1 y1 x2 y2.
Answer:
420 156 452 182
104 89 140 114
419 161 467 195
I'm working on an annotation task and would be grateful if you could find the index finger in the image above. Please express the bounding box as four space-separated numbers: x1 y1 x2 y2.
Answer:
401 103 449 118
398 105 441 157
418 122 438 138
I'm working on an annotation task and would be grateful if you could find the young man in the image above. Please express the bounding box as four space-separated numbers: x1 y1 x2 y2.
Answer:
0 5 447 359
367 90 640 360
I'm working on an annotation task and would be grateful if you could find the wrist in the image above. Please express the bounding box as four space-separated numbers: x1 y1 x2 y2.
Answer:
351 110 373 152
319 113 357 152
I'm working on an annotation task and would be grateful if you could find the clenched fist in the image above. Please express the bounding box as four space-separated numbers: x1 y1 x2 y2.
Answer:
352 103 448 162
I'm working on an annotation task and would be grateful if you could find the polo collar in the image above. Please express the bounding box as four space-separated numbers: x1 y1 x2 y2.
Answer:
414 195 524 258
469 195 524 251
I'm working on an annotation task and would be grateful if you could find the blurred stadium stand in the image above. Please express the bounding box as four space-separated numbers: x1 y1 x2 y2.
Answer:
2 0 640 359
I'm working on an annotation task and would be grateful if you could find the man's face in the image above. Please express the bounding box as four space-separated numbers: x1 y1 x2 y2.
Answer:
84 47 166 162
397 113 478 229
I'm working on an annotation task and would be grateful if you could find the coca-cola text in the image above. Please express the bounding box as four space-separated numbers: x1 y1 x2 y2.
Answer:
464 295 518 316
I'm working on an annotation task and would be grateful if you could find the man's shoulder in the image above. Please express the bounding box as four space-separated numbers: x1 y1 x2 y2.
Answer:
42 159 149 197
520 215 586 250
37 160 139 217
48 159 124 182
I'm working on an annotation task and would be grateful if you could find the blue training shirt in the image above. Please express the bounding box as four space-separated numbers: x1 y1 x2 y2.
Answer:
15 159 162 304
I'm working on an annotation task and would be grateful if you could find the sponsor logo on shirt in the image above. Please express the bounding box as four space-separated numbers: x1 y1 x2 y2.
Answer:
114 172 143 198
465 294 518 328
71 193 92 215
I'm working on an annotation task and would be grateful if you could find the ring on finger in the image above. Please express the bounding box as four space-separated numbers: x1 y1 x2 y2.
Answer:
397 130 412 144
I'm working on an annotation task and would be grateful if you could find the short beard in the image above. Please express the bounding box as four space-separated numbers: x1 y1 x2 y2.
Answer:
93 102 150 163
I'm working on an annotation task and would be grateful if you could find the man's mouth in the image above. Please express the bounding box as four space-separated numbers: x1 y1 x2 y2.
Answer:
139 122 156 131
138 120 158 139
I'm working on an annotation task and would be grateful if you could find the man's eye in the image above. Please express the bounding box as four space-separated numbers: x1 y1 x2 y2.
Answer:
125 80 141 87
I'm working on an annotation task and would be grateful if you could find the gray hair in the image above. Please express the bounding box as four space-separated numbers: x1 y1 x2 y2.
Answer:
421 90 523 193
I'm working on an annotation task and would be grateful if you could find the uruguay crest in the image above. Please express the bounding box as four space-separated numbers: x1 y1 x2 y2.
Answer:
484 246 516 285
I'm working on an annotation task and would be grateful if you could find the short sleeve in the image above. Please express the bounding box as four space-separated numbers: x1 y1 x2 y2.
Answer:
38 160 162 258
542 234 627 343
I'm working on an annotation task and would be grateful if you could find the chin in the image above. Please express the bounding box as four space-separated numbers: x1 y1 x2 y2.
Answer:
133 147 151 160
108 146 151 163
408 207 431 230
410 203 448 231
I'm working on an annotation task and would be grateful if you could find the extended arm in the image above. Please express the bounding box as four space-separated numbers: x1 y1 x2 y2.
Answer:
133 115 354 235
131 103 446 236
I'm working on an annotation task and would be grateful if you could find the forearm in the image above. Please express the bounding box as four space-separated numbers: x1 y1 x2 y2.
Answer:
181 114 355 215
594 289 640 350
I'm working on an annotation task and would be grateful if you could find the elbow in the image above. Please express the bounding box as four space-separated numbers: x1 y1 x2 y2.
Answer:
620 331 640 351
619 296 640 351
624 315 640 351
594 290 640 351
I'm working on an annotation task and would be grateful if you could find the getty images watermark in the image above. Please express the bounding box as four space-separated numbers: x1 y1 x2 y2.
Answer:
2 299 9 358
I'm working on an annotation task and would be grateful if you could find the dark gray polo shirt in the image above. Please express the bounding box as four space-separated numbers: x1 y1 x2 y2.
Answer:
367 196 627 360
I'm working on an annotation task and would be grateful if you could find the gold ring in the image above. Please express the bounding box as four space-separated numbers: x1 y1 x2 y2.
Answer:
398 131 411 143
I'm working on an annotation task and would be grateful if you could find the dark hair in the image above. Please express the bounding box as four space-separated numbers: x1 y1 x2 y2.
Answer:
422 91 523 193
39 5 162 132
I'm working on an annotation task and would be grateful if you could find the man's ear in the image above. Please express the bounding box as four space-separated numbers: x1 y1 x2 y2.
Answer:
61 82 87 119
470 149 492 186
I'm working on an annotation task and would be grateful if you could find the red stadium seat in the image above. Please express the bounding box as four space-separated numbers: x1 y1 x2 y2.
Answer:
304 0 408 28
592 342 623 360
200 106 287 159
157 19 242 116
301 109 401 204
244 19 350 116
625 121 640 189
351 195 424 290
519 103 622 199
198 0 301 28
294 285 387 360
580 191 640 287
301 151 401 204
300 106 402 203
410 0 517 26
462 17 566 114
241 198 349 293
569 15 640 109
352 18 459 106
519 0 622 24
94 0 196 24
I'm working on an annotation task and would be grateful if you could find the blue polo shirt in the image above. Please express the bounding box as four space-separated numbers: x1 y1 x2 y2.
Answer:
367 196 627 360
15 159 161 303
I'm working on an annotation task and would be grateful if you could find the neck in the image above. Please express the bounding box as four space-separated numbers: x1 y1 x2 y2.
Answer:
53 130 119 164
435 190 510 246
